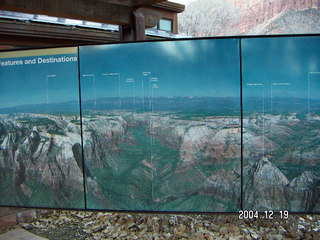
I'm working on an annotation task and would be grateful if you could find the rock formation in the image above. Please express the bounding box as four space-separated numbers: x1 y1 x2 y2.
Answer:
0 114 85 207
244 158 320 211
234 0 319 33
178 0 320 36
1 110 319 212
243 157 290 211
287 171 320 211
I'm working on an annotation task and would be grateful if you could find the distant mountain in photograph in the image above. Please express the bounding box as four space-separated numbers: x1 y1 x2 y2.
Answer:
0 101 80 114
178 0 320 36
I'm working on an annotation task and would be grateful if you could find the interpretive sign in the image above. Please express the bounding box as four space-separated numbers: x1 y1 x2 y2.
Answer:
0 36 319 213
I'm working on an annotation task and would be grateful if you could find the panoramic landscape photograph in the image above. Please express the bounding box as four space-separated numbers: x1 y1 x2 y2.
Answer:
242 36 320 212
79 39 242 212
0 36 319 213
0 47 85 208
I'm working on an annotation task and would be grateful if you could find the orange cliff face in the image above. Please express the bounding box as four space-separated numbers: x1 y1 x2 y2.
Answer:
233 0 319 33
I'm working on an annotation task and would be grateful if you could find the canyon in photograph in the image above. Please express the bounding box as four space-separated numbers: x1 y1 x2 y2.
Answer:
80 97 241 212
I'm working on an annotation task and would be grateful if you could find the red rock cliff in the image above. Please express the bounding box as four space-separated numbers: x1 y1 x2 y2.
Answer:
234 0 319 33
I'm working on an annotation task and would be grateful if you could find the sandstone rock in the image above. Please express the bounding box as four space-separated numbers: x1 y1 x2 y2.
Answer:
0 114 84 207
201 170 240 206
286 171 320 211
243 157 289 211
19 183 33 198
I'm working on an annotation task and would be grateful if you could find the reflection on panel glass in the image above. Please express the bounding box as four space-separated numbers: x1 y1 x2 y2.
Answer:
158 19 173 32
242 37 320 212
80 39 241 212
0 48 84 208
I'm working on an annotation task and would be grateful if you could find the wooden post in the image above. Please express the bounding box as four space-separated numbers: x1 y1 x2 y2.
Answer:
133 9 146 41
119 24 135 41
119 8 161 41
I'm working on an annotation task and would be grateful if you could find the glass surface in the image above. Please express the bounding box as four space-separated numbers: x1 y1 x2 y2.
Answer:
0 47 84 208
242 36 320 212
80 39 241 212
158 19 173 32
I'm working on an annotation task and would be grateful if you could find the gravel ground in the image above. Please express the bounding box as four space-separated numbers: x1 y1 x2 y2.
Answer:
3 211 320 239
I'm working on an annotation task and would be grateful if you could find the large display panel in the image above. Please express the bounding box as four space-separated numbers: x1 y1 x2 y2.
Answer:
0 48 85 208
242 36 320 212
79 39 241 212
0 36 318 213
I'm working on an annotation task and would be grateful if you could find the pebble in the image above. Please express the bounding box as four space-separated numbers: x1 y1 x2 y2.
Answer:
249 230 260 239
298 224 306 231
228 224 241 235
312 227 320 232
219 226 229 235
245 234 252 239
273 234 283 240
278 226 286 234
307 216 314 221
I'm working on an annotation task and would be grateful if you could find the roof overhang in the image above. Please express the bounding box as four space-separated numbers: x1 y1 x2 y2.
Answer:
0 0 169 27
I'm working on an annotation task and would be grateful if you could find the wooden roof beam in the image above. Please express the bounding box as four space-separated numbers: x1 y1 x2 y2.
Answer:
0 19 119 43
100 0 166 7
129 0 168 7
0 0 166 27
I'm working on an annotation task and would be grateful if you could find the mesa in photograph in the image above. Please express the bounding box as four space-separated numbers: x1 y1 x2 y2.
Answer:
0 47 85 208
79 39 242 212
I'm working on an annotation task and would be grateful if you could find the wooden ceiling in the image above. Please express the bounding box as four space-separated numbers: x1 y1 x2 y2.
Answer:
0 0 168 27
99 0 166 7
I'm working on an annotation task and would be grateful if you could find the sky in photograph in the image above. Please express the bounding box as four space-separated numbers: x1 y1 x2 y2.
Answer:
0 52 79 109
1 36 318 110
242 36 320 99
79 38 241 100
